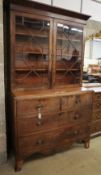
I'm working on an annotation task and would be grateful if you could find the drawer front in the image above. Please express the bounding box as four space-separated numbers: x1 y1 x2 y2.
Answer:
60 109 91 125
17 109 91 136
16 97 60 116
91 120 101 134
64 109 92 124
94 93 101 101
92 111 101 121
17 113 60 136
62 93 92 111
18 125 90 157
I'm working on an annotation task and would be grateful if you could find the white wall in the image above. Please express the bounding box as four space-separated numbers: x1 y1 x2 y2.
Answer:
84 40 91 60
53 0 81 12
84 39 101 71
82 0 101 22
92 39 101 59
32 0 101 22
53 0 101 22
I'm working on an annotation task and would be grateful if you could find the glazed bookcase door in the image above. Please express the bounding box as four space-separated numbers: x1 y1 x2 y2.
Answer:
53 20 83 87
13 13 52 89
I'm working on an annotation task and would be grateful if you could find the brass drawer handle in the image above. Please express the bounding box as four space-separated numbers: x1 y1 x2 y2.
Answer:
59 112 64 116
96 115 101 120
75 97 80 104
36 104 44 109
74 114 79 120
36 121 43 126
96 103 101 108
36 139 44 145
37 112 42 120
66 130 79 136
66 131 71 136
74 130 79 135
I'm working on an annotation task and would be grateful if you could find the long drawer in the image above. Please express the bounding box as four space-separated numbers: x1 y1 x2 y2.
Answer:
17 109 91 136
18 125 90 157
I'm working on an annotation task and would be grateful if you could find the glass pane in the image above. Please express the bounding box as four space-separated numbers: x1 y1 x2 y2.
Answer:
55 23 83 86
15 16 50 88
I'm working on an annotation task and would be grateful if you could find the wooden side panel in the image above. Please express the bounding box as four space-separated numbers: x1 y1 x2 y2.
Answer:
91 92 101 135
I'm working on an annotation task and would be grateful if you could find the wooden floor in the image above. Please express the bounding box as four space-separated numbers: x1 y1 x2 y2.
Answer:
0 136 101 175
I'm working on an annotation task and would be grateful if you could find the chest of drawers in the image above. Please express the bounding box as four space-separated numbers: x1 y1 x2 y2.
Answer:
12 90 93 171
91 92 101 135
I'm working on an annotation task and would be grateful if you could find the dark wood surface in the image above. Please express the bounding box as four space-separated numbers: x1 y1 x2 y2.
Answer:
91 92 101 135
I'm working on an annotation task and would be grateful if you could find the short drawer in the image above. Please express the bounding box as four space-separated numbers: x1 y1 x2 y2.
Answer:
16 97 60 116
62 93 92 111
65 109 92 123
18 125 90 157
91 120 101 134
